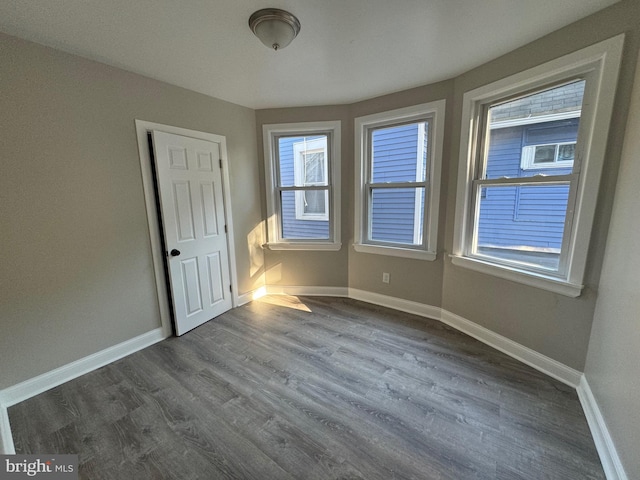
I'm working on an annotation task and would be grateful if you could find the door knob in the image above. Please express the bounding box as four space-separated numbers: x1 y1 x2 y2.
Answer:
170 249 181 257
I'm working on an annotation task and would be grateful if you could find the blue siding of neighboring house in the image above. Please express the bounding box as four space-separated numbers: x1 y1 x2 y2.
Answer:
479 118 579 251
370 124 423 244
279 136 329 239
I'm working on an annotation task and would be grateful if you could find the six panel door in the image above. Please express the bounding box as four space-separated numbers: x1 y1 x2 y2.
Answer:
152 130 232 335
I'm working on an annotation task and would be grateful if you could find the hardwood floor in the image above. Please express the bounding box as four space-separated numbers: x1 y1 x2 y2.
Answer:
9 296 604 479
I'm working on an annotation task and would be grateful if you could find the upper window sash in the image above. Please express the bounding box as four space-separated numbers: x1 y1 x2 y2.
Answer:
452 35 624 297
354 100 446 261
263 121 341 250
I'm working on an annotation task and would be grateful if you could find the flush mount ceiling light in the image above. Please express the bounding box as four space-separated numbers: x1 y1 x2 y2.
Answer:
249 8 301 51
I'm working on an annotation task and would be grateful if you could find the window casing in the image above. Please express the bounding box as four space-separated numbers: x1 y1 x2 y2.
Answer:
263 121 341 250
354 101 445 260
452 35 624 297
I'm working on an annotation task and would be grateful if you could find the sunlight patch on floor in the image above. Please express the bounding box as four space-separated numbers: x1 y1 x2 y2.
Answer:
255 294 312 312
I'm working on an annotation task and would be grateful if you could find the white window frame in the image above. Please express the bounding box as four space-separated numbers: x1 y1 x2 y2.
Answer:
263 120 341 251
293 137 329 221
354 100 445 261
520 141 576 170
451 35 624 297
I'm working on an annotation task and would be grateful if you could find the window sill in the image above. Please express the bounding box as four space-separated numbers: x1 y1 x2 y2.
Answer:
353 243 437 261
449 254 583 297
264 242 342 252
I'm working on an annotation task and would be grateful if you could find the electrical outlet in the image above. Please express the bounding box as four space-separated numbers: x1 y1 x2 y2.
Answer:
382 272 390 284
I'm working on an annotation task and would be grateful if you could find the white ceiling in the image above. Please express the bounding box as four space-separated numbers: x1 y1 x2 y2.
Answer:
0 0 619 109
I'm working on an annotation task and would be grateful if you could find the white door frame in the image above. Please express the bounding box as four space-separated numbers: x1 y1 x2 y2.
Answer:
135 120 239 337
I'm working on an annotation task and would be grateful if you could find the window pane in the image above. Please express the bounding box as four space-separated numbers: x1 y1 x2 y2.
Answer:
278 136 327 187
280 191 329 239
303 152 326 184
370 187 424 245
302 190 326 215
533 145 556 164
371 121 428 183
485 80 585 179
558 143 575 162
475 184 570 271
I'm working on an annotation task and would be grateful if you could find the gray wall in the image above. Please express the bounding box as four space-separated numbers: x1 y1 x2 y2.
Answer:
583 47 640 480
0 33 262 389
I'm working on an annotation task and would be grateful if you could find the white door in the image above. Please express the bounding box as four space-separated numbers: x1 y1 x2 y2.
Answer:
152 130 232 335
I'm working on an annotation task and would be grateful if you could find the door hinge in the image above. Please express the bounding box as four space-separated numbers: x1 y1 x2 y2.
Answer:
219 159 223 168
224 225 228 233
229 284 233 292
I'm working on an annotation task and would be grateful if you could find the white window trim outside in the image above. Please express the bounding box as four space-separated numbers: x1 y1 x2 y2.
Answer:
263 120 341 251
451 34 624 297
354 100 446 261
293 137 329 221
520 142 576 170
489 110 581 130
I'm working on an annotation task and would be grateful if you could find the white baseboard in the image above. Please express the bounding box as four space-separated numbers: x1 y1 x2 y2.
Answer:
266 285 349 297
0 328 166 409
236 286 268 307
348 288 442 320
439 309 582 388
0 327 166 454
0 405 14 455
577 376 628 480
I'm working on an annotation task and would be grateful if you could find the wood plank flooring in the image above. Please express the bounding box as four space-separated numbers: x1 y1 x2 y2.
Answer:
8 296 605 479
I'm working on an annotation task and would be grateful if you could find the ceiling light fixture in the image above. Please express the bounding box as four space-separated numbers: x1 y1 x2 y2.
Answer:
248 8 301 51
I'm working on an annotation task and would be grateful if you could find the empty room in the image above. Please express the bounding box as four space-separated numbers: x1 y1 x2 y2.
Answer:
1 1 639 479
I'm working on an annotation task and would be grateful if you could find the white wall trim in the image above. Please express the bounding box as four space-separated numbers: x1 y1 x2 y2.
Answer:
266 285 349 297
348 288 442 320
0 328 165 409
236 290 254 306
0 327 166 454
236 286 268 306
0 405 14 454
577 376 628 480
439 309 582 387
